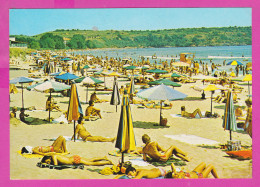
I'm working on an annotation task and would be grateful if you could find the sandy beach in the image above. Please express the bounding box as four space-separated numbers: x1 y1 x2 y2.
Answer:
9 54 252 180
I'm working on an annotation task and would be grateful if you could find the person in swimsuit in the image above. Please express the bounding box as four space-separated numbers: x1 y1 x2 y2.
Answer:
21 136 68 155
71 118 115 142
10 107 17 118
243 98 252 138
120 166 167 179
85 101 102 120
19 108 29 123
181 106 203 118
41 154 113 166
165 162 219 179
141 134 190 162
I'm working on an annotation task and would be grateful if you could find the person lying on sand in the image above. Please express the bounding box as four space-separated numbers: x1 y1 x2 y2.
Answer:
141 134 190 162
19 108 29 123
41 155 112 166
181 106 203 118
165 162 218 179
90 92 108 103
46 96 61 112
21 136 68 155
71 118 115 142
84 101 102 120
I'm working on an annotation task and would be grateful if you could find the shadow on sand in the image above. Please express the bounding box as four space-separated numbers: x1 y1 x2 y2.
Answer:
133 121 169 129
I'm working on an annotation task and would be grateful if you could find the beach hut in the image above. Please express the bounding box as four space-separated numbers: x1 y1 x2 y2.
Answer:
137 84 187 125
115 91 136 163
10 77 34 108
223 90 237 140
67 82 83 142
110 77 121 112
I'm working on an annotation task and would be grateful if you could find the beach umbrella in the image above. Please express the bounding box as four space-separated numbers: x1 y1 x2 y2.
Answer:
67 82 83 142
107 72 121 77
223 90 237 140
128 77 135 95
55 72 79 83
82 76 104 103
115 91 136 163
49 71 66 76
74 76 86 83
148 79 181 87
242 74 252 98
192 74 217 80
10 77 34 108
227 60 243 66
83 65 90 69
61 57 72 61
110 77 121 112
171 73 181 78
137 84 187 125
32 80 71 122
146 68 168 74
203 84 220 115
123 65 137 75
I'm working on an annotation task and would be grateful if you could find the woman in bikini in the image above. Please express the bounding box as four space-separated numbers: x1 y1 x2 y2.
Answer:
41 154 113 166
165 162 218 179
181 106 203 118
21 136 68 155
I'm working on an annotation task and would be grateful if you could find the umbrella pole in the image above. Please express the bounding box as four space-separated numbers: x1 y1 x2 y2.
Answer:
86 85 89 103
116 105 117 112
104 76 106 88
121 152 124 164
211 91 213 115
230 130 232 140
248 81 250 97
49 90 51 122
74 120 76 142
21 83 24 109
159 101 162 125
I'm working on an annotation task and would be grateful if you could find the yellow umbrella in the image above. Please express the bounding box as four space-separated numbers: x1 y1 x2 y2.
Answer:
230 72 236 77
243 74 252 97
204 84 220 115
108 72 121 77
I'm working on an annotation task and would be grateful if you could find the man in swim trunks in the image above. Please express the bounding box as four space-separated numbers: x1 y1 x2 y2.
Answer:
21 136 68 155
85 100 102 119
71 118 115 142
41 154 112 166
123 166 166 179
141 134 190 162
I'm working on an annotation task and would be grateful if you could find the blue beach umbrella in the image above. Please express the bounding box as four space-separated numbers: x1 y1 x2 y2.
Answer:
61 57 72 61
115 91 136 163
55 72 79 82
137 84 187 125
223 90 237 140
10 77 34 108
227 61 243 66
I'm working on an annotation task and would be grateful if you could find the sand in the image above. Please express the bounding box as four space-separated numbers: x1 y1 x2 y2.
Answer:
9 56 252 179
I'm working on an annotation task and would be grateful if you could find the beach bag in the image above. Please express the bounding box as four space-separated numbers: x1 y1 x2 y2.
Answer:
160 118 168 126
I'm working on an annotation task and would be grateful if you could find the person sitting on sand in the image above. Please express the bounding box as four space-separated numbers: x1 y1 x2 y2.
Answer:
41 154 112 166
181 106 203 118
71 118 115 142
90 92 108 103
235 104 245 120
243 98 252 138
85 100 102 120
21 136 68 155
141 134 190 162
165 162 218 179
46 96 61 112
19 108 29 123
10 106 17 118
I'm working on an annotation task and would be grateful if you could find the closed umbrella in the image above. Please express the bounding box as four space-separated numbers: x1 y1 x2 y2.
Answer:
242 74 252 98
223 91 237 140
10 77 34 108
203 84 220 115
137 84 187 125
82 76 104 103
67 82 83 142
115 91 136 163
110 77 121 112
32 80 71 122
128 77 135 95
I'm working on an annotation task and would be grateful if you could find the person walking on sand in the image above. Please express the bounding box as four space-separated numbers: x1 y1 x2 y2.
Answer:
141 134 190 162
21 136 69 155
71 118 115 142
41 154 112 166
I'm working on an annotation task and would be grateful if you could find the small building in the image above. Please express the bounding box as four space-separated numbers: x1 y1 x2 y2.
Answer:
9 37 27 48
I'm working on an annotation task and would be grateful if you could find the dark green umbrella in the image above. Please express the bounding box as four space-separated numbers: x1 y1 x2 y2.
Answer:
123 65 137 70
148 79 181 87
171 73 181 78
146 69 168 74
83 65 90 69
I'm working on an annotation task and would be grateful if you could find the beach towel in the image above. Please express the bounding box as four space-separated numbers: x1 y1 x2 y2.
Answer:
226 150 252 160
170 112 206 119
18 150 69 158
52 114 69 124
126 158 151 167
37 162 84 170
117 175 164 179
146 157 186 167
47 136 84 142
164 134 219 145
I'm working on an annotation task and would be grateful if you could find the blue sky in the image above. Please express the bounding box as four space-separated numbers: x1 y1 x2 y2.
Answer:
9 8 251 36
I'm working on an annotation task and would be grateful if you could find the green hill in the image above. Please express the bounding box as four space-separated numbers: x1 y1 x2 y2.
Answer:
10 26 251 50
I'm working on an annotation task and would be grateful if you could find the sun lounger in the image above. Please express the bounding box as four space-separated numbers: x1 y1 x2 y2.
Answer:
37 162 84 170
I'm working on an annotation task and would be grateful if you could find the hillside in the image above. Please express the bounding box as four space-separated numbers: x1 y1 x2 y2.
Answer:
11 26 251 49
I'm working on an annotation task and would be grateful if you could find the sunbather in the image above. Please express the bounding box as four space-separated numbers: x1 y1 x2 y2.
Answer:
85 100 102 120
41 155 112 166
90 92 108 103
165 162 218 179
121 166 167 179
21 136 68 155
10 106 17 118
71 118 115 142
181 106 203 118
141 134 190 162
19 108 29 123
243 98 252 138
46 96 61 112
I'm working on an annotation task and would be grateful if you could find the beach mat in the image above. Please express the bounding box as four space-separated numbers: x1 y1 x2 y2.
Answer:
146 157 186 167
164 134 219 145
45 136 84 142
37 162 84 170
18 150 69 158
226 150 252 160
133 121 170 129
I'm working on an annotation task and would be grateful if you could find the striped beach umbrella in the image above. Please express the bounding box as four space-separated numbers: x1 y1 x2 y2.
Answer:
223 91 237 140
67 82 83 142
227 60 243 66
115 91 136 163
110 77 121 112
